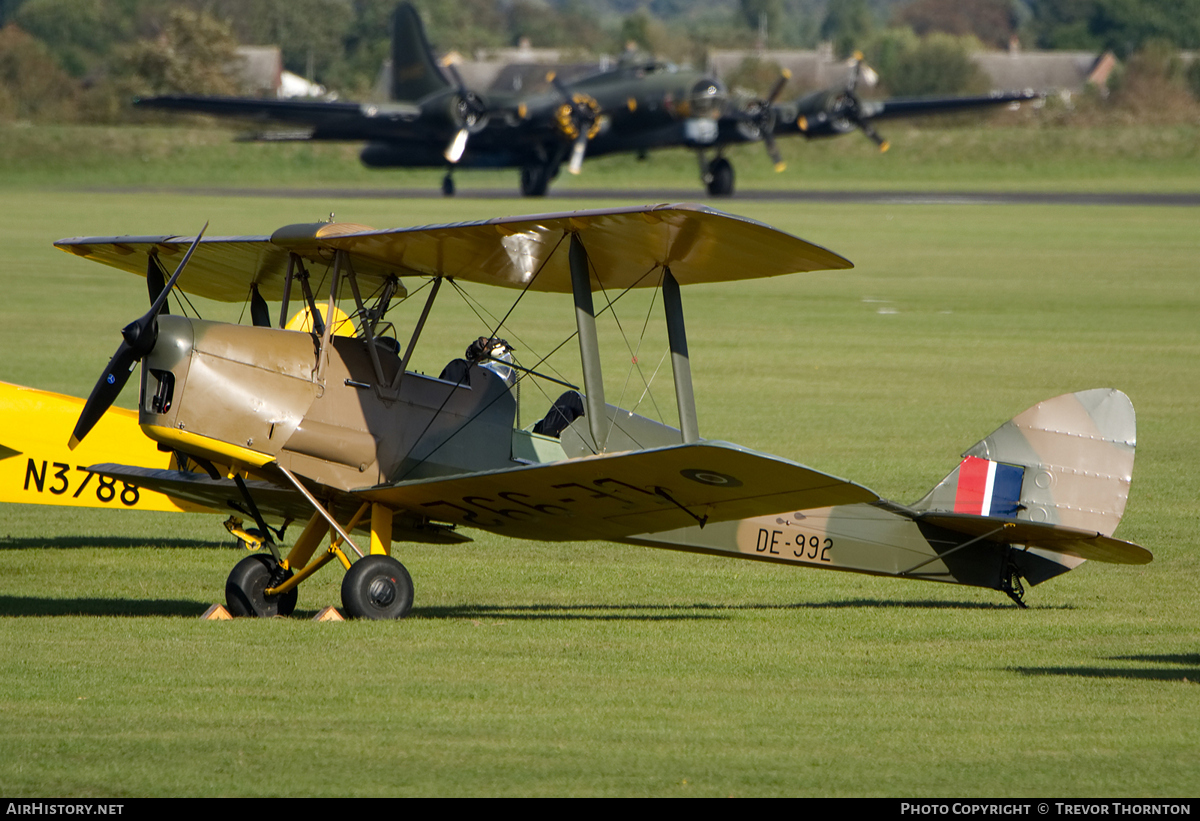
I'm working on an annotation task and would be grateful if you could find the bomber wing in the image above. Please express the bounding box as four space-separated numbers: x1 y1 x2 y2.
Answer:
135 96 428 143
772 88 1042 142
847 89 1042 123
54 203 852 301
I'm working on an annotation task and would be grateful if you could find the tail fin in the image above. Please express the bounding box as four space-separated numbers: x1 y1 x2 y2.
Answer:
911 389 1136 537
390 2 451 101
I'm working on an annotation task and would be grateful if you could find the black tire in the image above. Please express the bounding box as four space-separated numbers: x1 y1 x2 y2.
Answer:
442 173 456 196
341 555 414 620
225 554 297 618
519 165 549 197
706 157 734 196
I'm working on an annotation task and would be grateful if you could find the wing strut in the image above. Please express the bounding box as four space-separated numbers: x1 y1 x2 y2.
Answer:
278 254 295 329
662 267 699 443
569 234 608 451
275 463 365 559
391 276 442 392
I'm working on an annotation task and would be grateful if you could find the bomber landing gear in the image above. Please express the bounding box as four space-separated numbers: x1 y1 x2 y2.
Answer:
705 156 734 196
226 554 298 617
442 171 456 196
519 164 551 197
341 554 414 620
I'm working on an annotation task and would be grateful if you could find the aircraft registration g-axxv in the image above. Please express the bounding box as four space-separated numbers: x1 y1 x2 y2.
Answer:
137 3 1042 197
7 203 1148 618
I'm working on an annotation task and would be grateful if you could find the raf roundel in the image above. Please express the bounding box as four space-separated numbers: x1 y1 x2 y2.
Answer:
680 469 743 488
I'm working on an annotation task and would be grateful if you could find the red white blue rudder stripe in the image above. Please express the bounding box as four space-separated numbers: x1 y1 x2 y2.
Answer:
952 456 1024 517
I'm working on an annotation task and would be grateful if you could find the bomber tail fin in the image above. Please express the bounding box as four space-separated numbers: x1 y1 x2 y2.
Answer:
390 2 452 102
911 388 1136 537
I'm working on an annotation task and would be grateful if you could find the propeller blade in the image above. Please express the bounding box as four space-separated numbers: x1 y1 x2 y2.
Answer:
568 133 587 175
69 224 208 449
444 127 468 163
146 255 170 314
763 132 785 172
149 222 208 318
250 283 271 328
68 341 139 449
858 118 888 151
766 70 791 104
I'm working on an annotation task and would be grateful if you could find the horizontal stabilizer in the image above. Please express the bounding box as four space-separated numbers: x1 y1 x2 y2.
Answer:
358 441 878 542
917 512 1151 565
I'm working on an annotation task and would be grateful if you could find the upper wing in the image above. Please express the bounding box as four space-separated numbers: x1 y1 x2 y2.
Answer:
355 440 879 542
135 96 429 142
54 203 852 301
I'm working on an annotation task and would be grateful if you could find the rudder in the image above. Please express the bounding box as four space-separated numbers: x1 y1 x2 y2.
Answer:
390 2 452 101
911 389 1136 537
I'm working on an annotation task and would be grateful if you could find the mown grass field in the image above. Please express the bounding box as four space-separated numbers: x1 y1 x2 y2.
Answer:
0 124 1196 797
2 120 1199 193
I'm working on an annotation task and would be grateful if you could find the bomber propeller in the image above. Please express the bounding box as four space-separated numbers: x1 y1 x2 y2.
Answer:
69 224 208 449
548 72 602 175
797 53 890 152
441 59 489 164
735 69 792 172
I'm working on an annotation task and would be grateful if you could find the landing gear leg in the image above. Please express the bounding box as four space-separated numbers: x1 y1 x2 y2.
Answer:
519 164 551 197
705 156 734 196
442 171 456 196
999 555 1028 609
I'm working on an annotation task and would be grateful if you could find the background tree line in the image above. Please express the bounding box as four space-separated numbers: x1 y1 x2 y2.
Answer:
1 0 1198 123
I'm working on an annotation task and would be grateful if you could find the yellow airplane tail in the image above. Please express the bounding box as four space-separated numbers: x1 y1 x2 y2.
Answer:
0 380 208 512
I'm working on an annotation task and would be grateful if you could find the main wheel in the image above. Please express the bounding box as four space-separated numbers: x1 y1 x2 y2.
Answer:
442 172 456 196
519 165 550 197
706 157 734 196
341 555 414 620
225 554 297 618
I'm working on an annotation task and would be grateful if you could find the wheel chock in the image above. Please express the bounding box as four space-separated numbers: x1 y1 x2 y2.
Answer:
313 606 344 622
201 603 233 620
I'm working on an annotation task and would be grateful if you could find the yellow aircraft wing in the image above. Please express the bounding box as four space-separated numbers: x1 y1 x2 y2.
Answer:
0 381 210 513
54 203 852 301
356 441 879 542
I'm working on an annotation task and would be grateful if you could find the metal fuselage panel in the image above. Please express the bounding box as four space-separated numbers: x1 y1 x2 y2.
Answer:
278 336 518 489
139 318 519 493
140 316 320 463
627 503 1074 590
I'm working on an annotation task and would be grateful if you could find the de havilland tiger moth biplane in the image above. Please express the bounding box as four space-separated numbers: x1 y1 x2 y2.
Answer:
25 203 1147 618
